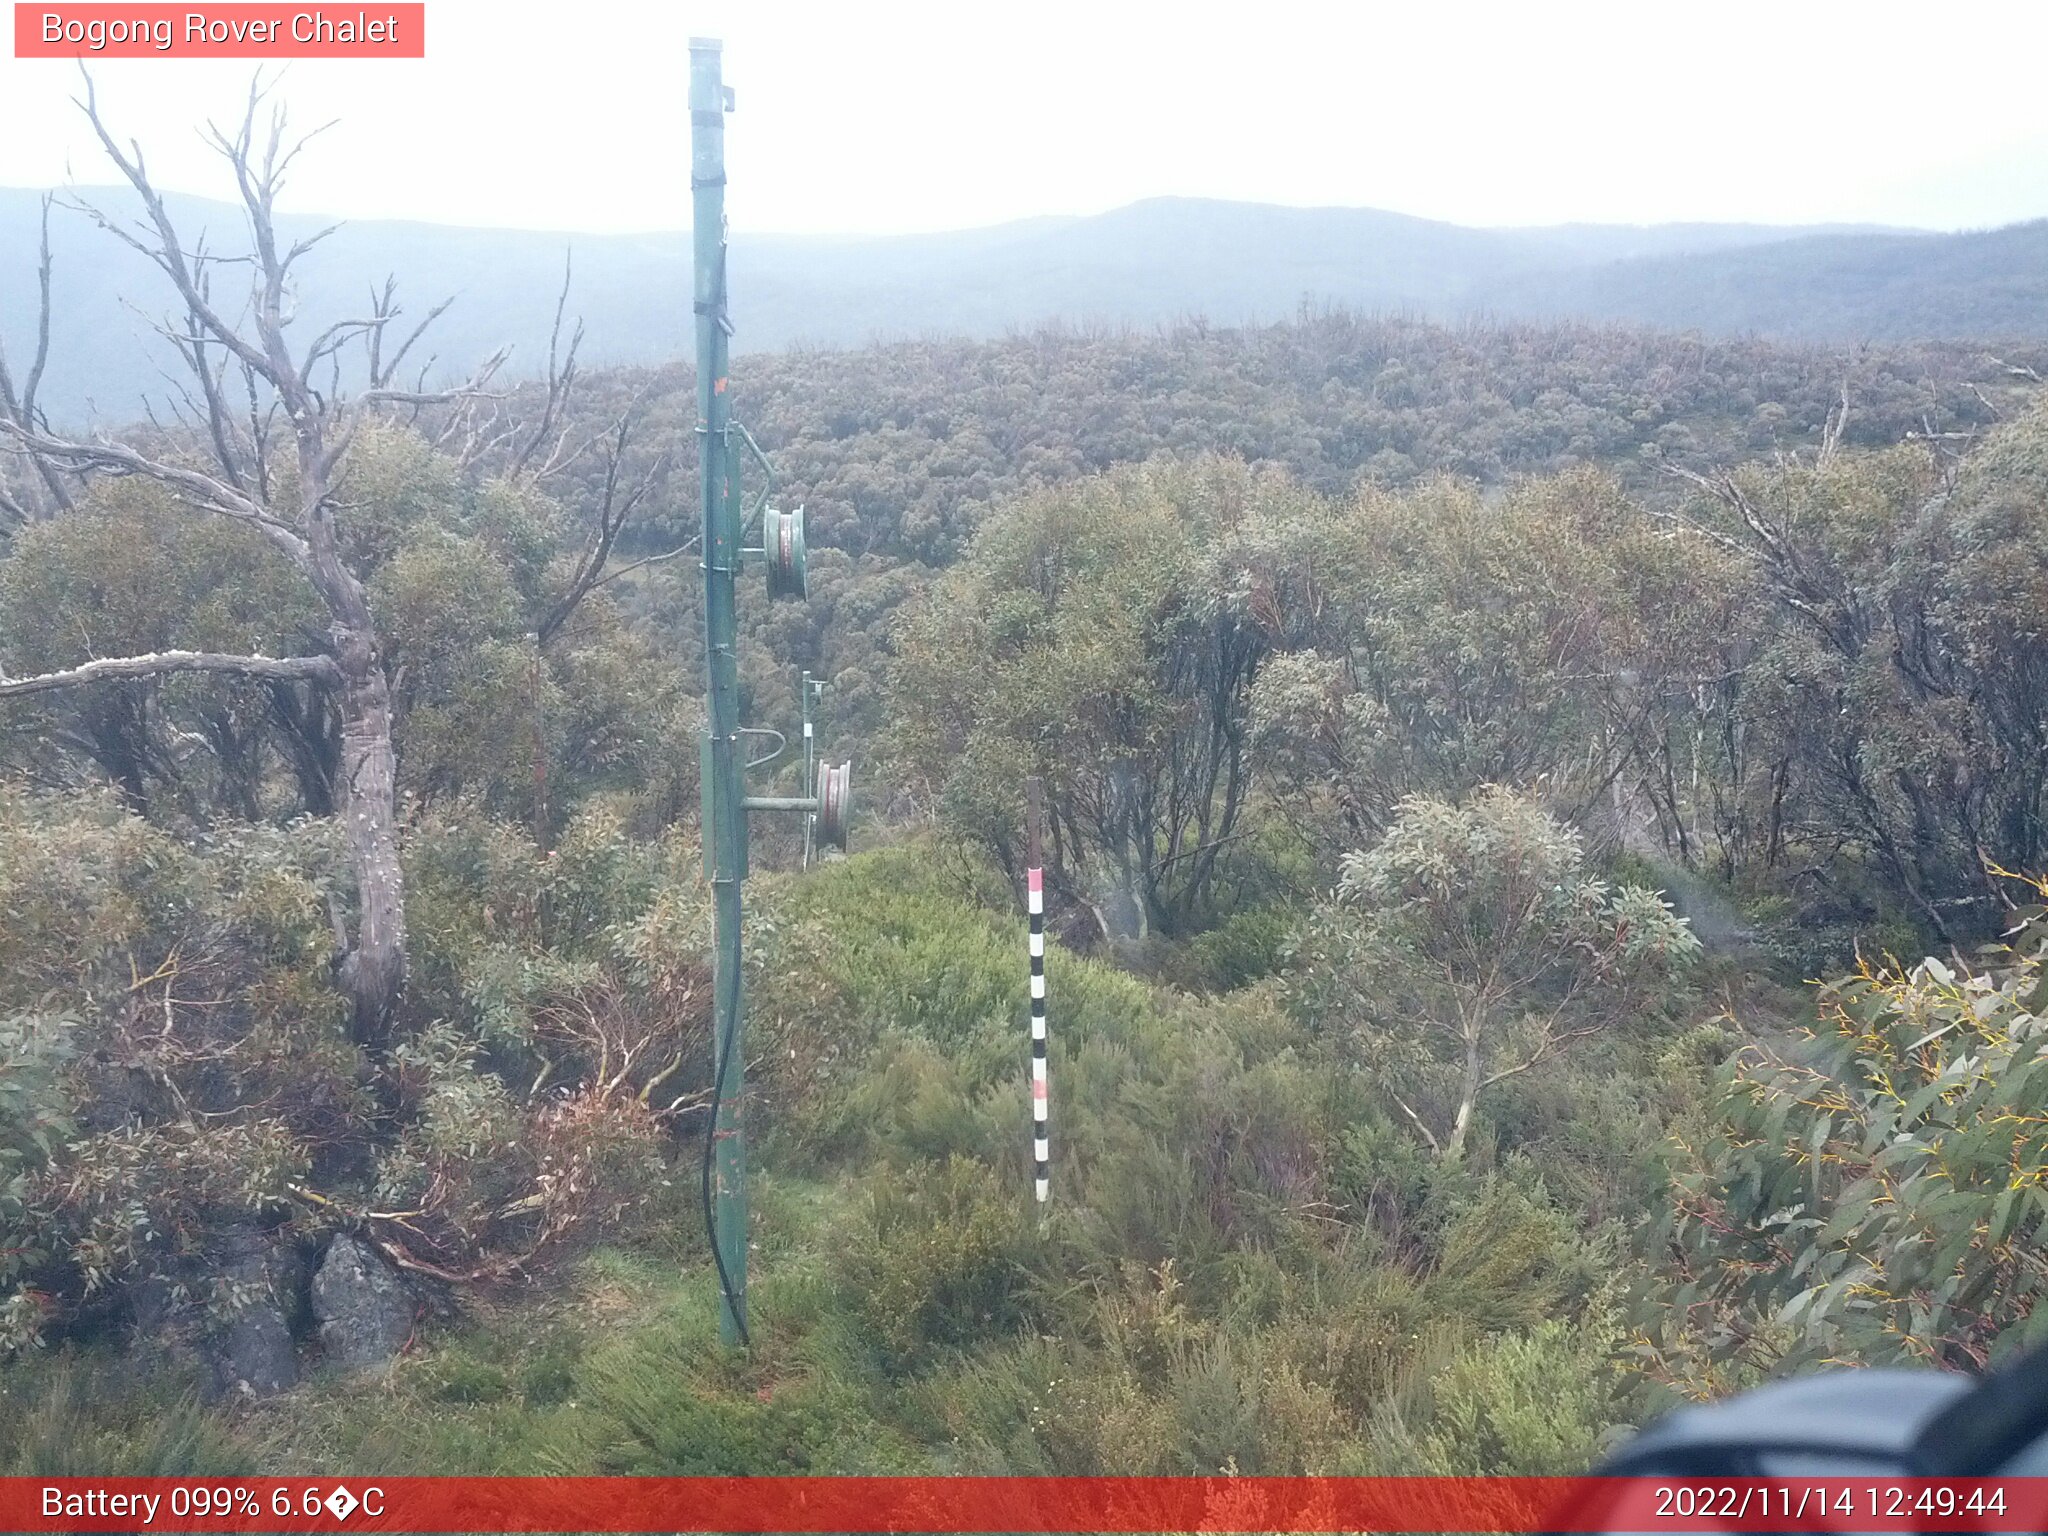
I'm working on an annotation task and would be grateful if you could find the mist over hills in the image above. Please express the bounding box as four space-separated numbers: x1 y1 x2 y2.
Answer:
0 184 2034 424
1488 218 2048 339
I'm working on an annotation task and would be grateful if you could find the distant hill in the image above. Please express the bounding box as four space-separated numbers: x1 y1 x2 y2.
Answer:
0 185 2030 425
1487 220 2048 339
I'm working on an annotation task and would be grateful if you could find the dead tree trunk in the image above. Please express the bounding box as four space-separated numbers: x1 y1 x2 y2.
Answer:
333 630 405 1041
0 79 505 1042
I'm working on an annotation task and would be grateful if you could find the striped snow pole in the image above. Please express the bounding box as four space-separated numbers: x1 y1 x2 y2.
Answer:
1026 776 1050 1206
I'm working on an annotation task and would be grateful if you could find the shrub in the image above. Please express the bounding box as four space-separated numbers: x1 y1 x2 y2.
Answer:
1647 882 2048 1393
1287 786 1699 1159
0 1012 74 1344
0 789 710 1343
1165 905 1300 993
1368 1308 1627 1474
839 1155 1034 1370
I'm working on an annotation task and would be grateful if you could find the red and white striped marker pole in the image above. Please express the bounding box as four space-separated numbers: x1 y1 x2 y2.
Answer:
1026 776 1050 1206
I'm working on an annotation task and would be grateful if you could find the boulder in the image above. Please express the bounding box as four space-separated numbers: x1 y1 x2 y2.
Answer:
205 1228 303 1398
311 1235 414 1369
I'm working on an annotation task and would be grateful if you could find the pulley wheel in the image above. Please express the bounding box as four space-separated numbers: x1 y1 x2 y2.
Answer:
814 759 851 850
764 505 808 600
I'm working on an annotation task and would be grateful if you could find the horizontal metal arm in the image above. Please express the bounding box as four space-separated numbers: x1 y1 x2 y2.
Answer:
741 794 819 813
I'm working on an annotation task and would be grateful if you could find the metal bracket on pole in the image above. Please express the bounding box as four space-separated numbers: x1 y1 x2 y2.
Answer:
732 423 776 538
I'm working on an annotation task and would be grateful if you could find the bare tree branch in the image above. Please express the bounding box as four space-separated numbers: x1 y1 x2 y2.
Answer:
508 253 585 479
0 192 78 518
0 649 340 698
67 73 284 392
1818 376 1851 466
0 72 459 1042
578 532 701 600
535 404 669 646
0 420 311 556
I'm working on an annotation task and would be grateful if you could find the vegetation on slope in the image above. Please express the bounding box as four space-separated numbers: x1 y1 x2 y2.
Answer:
2 839 1682 1475
4 252 2048 1469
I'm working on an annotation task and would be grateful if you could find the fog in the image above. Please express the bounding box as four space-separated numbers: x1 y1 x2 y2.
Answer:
2 0 2047 236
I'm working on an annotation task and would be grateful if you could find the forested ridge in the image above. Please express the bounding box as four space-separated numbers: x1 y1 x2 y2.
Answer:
4 119 2048 1476
10 186 2048 423
562 310 2044 562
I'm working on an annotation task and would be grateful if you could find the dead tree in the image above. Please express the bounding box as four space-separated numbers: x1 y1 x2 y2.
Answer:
0 194 77 527
0 79 509 1044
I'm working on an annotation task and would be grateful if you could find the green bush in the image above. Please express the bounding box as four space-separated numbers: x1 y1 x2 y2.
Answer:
1647 887 2048 1393
839 1155 1035 1370
1368 1309 1627 1474
794 1036 996 1171
1164 904 1300 993
0 1012 73 1339
0 788 713 1346
771 845 1022 1048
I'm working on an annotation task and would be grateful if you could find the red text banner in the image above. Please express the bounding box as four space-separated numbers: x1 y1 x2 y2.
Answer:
13 5 424 58
4 1476 2048 1533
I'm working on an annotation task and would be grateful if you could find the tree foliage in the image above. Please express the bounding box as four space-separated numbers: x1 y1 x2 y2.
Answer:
1648 877 2048 1394
1288 787 1699 1158
1248 468 1668 847
892 457 1298 938
1643 423 2048 940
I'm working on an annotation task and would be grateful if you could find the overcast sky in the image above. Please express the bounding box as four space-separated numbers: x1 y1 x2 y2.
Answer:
3 0 2047 236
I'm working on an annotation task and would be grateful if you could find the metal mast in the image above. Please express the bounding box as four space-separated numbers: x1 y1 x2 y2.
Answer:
689 37 851 1351
688 30 847 1343
691 36 749 1349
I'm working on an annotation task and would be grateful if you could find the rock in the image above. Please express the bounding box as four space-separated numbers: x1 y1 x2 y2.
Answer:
128 1272 183 1339
126 1271 212 1383
205 1228 303 1398
311 1235 414 1370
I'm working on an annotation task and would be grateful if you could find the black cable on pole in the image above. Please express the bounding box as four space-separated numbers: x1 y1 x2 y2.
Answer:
700 972 750 1347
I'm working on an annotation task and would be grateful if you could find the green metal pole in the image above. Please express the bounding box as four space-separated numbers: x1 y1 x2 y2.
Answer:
691 36 748 1348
